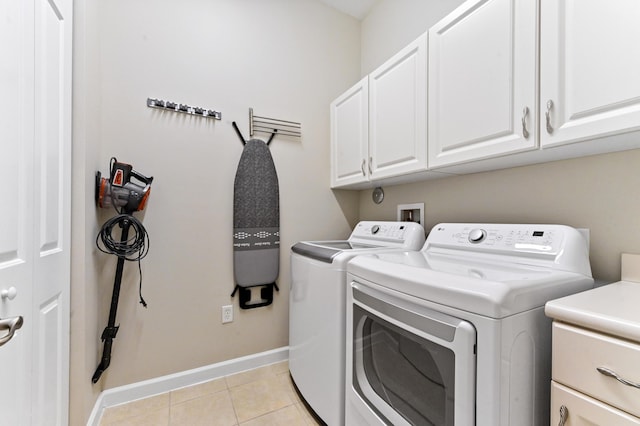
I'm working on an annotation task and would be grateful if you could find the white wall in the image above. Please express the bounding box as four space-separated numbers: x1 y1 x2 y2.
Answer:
358 149 640 282
70 0 103 423
359 0 640 282
360 0 465 75
71 0 361 421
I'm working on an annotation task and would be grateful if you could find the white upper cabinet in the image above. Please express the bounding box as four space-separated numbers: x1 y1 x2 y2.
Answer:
330 0 640 189
540 0 640 149
369 33 427 180
331 34 431 189
330 77 369 188
428 0 538 168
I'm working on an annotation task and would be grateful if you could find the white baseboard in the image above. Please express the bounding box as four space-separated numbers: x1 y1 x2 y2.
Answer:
86 346 289 426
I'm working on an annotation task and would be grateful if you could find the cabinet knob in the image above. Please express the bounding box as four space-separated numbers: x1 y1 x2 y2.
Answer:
545 100 554 134
558 404 568 426
1 287 17 301
360 159 366 176
521 106 530 139
368 157 373 175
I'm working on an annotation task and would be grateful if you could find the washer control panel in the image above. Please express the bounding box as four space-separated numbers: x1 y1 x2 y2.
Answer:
349 221 426 249
352 222 409 240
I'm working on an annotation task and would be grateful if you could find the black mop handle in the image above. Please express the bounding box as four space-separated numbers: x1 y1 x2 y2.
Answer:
92 220 131 384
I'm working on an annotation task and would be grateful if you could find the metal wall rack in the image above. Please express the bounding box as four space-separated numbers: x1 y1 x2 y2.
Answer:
249 108 301 139
146 97 222 120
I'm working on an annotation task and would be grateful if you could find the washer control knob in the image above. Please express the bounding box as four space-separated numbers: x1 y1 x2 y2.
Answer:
468 229 486 243
371 225 380 235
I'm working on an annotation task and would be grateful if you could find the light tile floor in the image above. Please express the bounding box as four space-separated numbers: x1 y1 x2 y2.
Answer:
99 361 324 426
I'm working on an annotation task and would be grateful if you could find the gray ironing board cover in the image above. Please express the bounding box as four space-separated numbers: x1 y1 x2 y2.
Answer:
233 139 279 287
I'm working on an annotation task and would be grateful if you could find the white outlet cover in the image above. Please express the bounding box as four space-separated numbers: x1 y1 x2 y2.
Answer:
222 305 233 323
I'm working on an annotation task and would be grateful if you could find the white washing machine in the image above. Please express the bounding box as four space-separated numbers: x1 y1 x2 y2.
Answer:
345 223 594 426
289 221 426 426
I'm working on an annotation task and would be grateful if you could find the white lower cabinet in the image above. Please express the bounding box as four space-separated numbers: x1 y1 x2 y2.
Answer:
551 382 640 426
551 322 640 425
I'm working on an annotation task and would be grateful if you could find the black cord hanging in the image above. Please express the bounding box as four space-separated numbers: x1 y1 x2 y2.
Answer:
96 213 150 307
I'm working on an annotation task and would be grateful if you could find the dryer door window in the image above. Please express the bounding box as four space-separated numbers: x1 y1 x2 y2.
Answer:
351 282 476 426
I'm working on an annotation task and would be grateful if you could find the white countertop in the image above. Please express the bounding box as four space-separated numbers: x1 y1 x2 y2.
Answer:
545 253 640 343
545 280 640 343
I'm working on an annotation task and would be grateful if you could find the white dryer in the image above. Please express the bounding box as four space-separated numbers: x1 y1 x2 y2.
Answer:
289 221 425 425
345 223 594 426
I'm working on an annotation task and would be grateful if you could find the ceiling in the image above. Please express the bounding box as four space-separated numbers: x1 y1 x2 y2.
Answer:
317 0 378 20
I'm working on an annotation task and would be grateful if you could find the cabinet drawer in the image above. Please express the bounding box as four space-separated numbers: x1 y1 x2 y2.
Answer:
551 381 640 425
553 322 640 417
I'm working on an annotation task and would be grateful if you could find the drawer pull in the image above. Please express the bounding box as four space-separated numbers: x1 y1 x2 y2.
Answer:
597 366 640 389
558 404 568 426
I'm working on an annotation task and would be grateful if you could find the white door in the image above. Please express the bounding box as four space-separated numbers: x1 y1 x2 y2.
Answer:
0 0 72 424
428 0 538 168
369 33 427 180
540 0 640 148
330 77 369 188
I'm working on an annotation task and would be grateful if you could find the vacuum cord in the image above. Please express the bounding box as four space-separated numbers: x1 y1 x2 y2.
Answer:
96 213 150 307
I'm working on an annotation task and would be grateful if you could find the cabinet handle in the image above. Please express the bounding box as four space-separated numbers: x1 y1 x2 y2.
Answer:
545 100 554 134
597 366 640 389
368 157 373 175
558 405 568 426
361 159 366 176
521 106 530 139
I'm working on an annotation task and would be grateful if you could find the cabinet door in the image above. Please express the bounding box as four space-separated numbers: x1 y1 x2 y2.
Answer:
551 381 640 426
369 33 427 180
552 322 640 418
540 0 640 149
330 77 369 188
428 0 538 168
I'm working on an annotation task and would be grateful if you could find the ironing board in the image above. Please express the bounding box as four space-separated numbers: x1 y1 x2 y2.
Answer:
232 136 279 309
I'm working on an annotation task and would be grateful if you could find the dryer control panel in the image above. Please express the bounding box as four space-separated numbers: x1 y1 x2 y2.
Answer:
431 224 563 253
426 223 591 276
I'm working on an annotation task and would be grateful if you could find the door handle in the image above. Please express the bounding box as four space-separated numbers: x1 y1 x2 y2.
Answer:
0 316 24 347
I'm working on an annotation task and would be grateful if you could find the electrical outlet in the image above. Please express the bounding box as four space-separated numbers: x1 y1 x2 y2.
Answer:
222 305 233 324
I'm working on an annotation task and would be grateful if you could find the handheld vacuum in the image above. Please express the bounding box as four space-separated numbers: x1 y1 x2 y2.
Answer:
96 159 153 213
93 158 154 384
